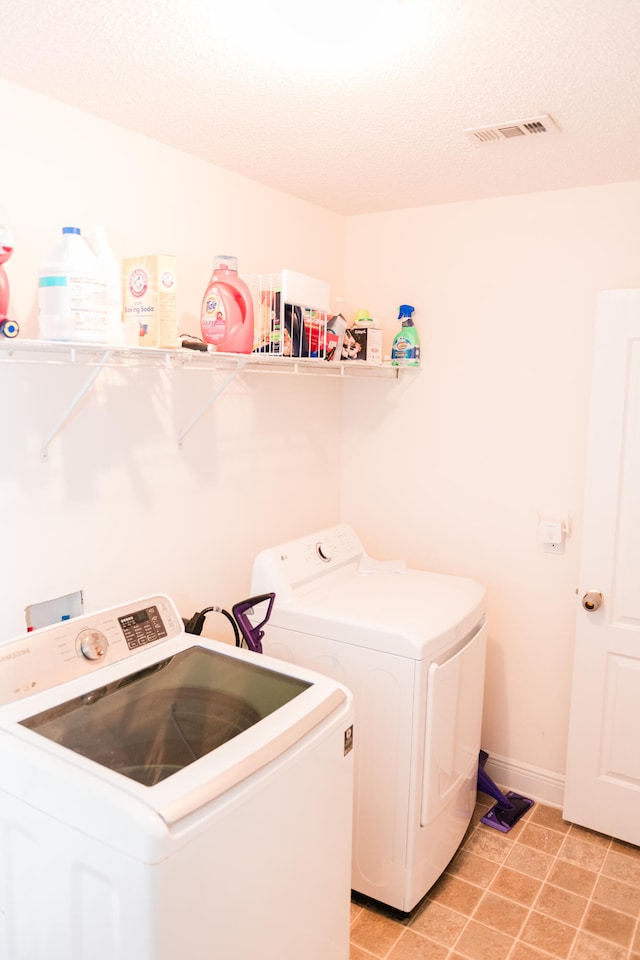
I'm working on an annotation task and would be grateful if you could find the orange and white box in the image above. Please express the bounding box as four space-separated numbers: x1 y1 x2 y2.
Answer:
122 255 177 348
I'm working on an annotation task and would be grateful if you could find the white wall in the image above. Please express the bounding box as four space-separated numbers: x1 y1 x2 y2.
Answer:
0 78 346 641
341 181 640 796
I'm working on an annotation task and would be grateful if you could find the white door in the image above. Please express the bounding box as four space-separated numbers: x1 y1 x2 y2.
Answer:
564 289 640 843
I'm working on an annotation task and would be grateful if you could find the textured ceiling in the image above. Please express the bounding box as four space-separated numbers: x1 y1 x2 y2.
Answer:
1 0 639 215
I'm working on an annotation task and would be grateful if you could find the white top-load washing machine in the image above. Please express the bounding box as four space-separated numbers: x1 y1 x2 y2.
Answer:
251 524 487 913
0 594 354 960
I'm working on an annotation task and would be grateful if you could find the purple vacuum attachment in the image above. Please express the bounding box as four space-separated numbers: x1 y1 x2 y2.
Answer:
231 593 275 654
477 749 534 833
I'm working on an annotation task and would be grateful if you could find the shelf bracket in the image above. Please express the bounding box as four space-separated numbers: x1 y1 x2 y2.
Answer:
177 359 248 449
40 351 112 462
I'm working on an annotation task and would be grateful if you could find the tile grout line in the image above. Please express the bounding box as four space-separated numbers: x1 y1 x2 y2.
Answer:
443 816 601 960
565 829 640 959
476 820 550 960
498 821 618 960
351 804 640 960
475 819 640 960
572 830 612 957
438 815 533 960
525 823 609 960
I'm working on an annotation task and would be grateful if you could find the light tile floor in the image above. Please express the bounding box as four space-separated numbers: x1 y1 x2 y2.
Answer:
350 794 640 960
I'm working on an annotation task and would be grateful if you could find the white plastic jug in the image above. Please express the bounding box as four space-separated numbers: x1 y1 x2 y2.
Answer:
87 225 124 345
39 226 109 343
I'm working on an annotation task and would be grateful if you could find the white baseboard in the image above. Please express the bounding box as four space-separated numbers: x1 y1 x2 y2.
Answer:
482 752 565 810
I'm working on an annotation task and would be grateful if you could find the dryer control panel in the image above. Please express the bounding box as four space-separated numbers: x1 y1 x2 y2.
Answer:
0 594 182 705
251 524 366 601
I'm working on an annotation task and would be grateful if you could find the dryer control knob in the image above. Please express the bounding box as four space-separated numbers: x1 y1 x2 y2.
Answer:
316 541 332 562
77 629 108 661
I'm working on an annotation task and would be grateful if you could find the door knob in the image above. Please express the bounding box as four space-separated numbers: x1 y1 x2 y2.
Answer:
581 590 603 612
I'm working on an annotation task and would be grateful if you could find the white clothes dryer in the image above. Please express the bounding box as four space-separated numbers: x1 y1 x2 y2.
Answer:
251 524 487 913
0 594 354 960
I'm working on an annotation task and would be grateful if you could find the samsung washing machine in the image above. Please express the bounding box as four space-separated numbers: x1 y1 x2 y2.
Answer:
0 594 354 960
251 524 487 913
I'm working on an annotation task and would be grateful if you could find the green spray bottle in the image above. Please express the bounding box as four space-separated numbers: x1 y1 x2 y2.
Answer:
391 304 420 366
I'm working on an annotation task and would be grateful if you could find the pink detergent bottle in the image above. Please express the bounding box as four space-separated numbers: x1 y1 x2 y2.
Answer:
200 255 254 353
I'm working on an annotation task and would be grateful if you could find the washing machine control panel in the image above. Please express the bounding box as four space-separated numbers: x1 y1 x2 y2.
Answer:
0 594 182 705
118 605 168 650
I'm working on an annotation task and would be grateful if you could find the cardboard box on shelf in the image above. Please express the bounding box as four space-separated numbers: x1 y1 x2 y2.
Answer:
122 255 177 348
343 326 382 364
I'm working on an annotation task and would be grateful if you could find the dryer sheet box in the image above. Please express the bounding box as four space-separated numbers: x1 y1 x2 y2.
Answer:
344 326 383 364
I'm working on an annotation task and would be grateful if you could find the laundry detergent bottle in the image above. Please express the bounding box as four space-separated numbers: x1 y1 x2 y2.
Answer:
391 304 420 366
200 255 254 353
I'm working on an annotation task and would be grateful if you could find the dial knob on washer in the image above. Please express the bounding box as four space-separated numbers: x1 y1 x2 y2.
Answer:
77 629 108 661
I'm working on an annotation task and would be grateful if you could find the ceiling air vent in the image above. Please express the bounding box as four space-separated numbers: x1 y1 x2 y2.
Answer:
465 114 560 143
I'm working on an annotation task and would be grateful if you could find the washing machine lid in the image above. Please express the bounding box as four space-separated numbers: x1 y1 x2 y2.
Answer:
268 568 486 659
19 644 313 787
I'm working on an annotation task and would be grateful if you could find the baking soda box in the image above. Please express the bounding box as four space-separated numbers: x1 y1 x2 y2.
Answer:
122 255 177 348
